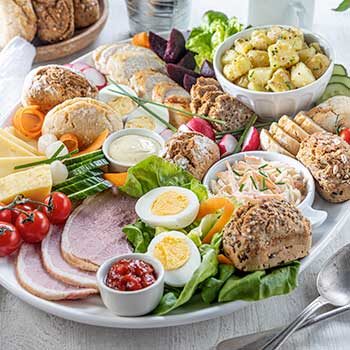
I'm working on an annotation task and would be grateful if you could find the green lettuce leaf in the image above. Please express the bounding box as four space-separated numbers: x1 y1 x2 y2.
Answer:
119 156 208 201
122 220 155 253
218 261 300 302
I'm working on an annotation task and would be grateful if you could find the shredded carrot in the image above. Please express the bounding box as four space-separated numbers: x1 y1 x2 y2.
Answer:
196 197 235 244
13 105 45 139
74 129 109 156
132 32 150 48
60 133 79 152
217 254 233 265
103 172 128 187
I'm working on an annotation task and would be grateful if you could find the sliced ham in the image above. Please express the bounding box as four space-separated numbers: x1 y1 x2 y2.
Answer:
61 190 137 272
16 244 97 301
42 225 97 289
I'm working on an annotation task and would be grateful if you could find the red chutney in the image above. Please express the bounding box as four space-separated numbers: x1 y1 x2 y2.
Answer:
106 259 157 291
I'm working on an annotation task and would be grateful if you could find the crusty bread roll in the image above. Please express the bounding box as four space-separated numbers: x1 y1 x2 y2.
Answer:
22 65 98 112
0 0 37 48
42 98 123 148
73 0 100 28
32 0 75 43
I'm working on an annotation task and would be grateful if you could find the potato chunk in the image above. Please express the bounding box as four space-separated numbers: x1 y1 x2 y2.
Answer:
305 53 330 79
298 47 316 63
280 27 304 50
234 74 249 88
234 38 253 54
310 42 322 53
268 40 299 69
250 30 270 50
267 68 295 92
247 50 270 68
223 53 252 81
221 49 239 65
266 26 283 45
248 67 273 89
291 62 316 88
247 81 267 92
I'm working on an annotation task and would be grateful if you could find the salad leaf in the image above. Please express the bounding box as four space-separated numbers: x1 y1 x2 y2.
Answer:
119 156 208 202
201 264 235 304
218 261 300 302
186 10 243 67
334 0 350 11
122 220 155 253
187 213 220 246
153 243 219 315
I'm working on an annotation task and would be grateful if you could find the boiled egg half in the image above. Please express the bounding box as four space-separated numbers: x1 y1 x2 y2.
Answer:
147 231 201 287
135 186 200 229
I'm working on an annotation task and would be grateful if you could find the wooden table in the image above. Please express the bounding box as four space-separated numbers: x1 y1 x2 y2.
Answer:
1 1 350 349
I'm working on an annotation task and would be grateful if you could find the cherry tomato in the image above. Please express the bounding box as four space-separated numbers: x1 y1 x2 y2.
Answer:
12 203 36 223
16 210 50 243
0 221 22 257
340 128 350 144
0 203 12 223
43 192 72 224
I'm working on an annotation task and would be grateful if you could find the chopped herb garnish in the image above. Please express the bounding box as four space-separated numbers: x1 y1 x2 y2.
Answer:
275 181 286 185
250 176 258 189
276 168 282 174
232 169 243 177
259 170 268 178
239 183 245 192
258 163 268 169
260 177 268 191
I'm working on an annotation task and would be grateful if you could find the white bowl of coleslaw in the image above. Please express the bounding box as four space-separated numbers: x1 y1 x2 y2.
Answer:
203 151 327 227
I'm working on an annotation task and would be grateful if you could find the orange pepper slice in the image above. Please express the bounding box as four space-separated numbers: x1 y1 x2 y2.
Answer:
217 254 233 265
60 133 79 152
103 172 128 187
196 197 235 244
74 129 109 156
132 32 150 48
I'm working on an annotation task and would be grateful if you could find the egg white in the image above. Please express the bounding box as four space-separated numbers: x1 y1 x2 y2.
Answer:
135 186 200 229
147 231 201 287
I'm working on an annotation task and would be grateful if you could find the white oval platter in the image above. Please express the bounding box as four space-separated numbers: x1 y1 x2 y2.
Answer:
0 42 349 329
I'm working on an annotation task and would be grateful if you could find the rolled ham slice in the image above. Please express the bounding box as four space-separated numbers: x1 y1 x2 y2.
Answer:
61 190 137 272
16 244 97 301
42 225 97 289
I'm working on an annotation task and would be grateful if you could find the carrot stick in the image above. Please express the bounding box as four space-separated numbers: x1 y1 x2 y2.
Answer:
60 133 79 152
132 32 150 48
217 254 233 265
103 173 128 187
74 129 109 156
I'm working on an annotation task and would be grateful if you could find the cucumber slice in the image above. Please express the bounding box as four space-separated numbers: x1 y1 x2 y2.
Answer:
69 158 109 177
64 150 103 166
53 170 104 191
329 74 350 88
68 180 112 201
57 177 105 195
66 153 106 171
333 64 347 77
318 82 350 103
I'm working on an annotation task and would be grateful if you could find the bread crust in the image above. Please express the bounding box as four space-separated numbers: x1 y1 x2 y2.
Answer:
73 0 100 28
0 0 37 48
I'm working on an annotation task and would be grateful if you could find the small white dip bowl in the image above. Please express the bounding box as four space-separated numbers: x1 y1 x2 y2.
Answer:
203 151 327 228
102 128 165 172
213 25 335 120
97 253 165 317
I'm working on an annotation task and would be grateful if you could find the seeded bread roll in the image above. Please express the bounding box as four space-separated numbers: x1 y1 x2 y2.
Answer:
32 0 74 43
42 98 123 148
21 65 98 112
223 199 311 271
73 0 100 29
0 0 37 48
297 132 350 203
164 131 220 180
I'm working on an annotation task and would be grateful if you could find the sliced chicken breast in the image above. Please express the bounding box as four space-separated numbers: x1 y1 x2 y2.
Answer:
269 122 300 156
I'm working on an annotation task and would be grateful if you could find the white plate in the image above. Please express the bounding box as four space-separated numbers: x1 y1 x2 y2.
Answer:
1 42 349 329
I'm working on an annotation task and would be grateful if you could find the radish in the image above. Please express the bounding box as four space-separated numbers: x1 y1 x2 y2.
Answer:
178 124 191 133
218 134 238 157
160 129 174 141
70 62 91 72
186 117 215 140
80 67 107 90
242 127 260 152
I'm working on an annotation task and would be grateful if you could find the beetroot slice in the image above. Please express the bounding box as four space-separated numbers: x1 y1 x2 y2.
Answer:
166 63 200 87
200 60 216 78
149 31 168 59
178 51 196 70
183 74 198 92
163 29 186 63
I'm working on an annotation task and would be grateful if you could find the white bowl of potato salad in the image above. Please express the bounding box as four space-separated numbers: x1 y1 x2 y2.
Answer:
214 25 335 119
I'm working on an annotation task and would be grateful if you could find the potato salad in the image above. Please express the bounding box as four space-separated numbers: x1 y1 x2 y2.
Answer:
221 26 330 92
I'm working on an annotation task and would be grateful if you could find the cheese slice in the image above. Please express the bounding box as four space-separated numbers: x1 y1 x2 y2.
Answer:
0 164 52 204
0 156 46 178
0 128 41 156
0 134 36 157
4 126 38 149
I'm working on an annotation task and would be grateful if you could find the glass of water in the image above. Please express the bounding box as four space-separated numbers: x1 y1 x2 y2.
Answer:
125 0 192 35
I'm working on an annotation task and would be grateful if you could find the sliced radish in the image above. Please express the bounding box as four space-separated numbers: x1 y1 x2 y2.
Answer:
81 67 107 90
186 117 215 140
70 62 92 72
218 134 238 157
160 129 175 141
63 63 74 69
178 124 191 133
242 127 260 152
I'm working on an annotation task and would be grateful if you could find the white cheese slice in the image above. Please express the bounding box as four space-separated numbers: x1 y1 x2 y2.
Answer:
0 156 46 178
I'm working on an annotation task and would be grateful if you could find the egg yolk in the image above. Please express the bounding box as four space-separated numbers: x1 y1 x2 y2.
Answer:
126 116 156 130
153 236 190 270
151 191 189 216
